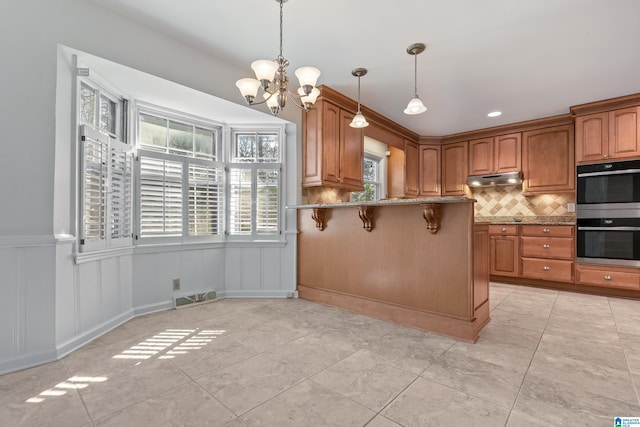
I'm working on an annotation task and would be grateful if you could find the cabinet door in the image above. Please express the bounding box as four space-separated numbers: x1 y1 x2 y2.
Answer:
609 106 640 160
522 125 575 194
404 140 419 196
468 138 493 175
494 133 521 173
419 145 441 196
442 142 468 196
302 103 322 186
321 102 341 184
575 112 609 163
339 109 364 190
490 235 519 277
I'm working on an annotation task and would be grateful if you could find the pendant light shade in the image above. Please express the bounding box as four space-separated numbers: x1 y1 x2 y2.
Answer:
404 43 427 115
349 67 369 128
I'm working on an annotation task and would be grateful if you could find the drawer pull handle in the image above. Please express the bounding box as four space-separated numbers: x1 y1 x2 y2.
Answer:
604 275 613 281
543 228 550 233
543 266 550 271
501 227 507 232
543 244 550 248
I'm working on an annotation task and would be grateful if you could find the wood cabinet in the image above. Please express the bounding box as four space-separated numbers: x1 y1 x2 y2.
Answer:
489 225 519 277
387 139 419 198
442 141 468 196
575 106 640 163
522 125 575 194
404 140 419 197
474 224 490 311
469 133 521 176
576 264 640 290
302 99 363 191
419 145 441 196
520 225 574 283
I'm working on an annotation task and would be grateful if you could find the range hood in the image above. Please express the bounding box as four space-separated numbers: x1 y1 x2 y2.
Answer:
467 171 523 187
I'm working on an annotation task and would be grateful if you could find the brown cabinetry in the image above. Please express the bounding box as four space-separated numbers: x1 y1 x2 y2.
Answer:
302 99 363 191
576 264 640 290
404 140 419 197
520 225 574 283
489 225 519 277
522 125 575 194
419 145 441 196
469 133 521 176
575 106 640 163
442 141 468 196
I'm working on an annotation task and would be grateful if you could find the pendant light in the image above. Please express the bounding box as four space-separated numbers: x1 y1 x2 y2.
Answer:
404 43 427 115
350 68 369 128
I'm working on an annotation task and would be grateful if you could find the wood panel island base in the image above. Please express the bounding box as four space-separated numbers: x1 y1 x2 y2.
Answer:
292 198 490 343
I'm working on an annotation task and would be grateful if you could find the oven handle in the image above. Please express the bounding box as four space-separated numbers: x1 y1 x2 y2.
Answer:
578 168 640 178
578 226 640 231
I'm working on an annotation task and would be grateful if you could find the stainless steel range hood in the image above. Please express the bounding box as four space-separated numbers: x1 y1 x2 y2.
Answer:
467 171 523 187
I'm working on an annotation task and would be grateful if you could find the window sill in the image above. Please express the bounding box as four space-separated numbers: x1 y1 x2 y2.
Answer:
75 246 135 264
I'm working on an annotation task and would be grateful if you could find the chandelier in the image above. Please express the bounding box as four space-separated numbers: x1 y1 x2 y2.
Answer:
235 0 321 116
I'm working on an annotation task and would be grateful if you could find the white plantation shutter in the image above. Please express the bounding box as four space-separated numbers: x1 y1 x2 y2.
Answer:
109 139 133 247
80 126 132 252
81 127 108 251
228 167 253 235
139 155 183 237
188 164 223 236
256 168 279 234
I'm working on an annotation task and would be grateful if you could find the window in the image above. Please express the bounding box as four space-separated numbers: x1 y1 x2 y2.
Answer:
228 131 281 238
78 80 131 252
352 154 382 202
137 109 223 243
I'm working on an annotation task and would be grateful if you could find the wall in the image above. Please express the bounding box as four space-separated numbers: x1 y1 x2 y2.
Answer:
0 0 301 375
470 186 575 218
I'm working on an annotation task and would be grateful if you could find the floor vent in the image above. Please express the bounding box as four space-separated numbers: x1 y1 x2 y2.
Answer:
174 291 217 309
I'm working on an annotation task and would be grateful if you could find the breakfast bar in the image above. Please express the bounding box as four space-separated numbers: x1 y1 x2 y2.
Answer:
290 196 490 342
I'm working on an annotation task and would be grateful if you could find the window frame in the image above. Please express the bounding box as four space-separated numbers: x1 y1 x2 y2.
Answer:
352 152 384 202
134 103 224 246
226 127 285 241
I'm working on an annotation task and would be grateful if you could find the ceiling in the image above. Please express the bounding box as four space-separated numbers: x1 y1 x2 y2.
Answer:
91 0 640 137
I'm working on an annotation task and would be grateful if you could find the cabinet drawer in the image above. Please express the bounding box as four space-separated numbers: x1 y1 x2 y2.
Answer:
576 266 640 289
521 225 574 237
521 258 574 282
488 225 519 235
521 236 574 259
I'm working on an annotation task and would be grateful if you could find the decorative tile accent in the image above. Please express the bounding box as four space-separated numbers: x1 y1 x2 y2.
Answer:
471 186 575 218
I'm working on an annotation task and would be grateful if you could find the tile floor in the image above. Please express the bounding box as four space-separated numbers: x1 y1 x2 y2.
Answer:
2 282 640 426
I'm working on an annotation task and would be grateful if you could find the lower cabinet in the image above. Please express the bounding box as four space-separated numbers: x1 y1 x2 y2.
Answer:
489 225 519 277
576 264 640 290
520 225 574 283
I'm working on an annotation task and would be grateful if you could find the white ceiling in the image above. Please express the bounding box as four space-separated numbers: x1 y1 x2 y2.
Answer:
91 0 640 136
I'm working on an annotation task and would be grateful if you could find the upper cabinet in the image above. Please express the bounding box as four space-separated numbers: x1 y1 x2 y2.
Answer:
302 98 364 191
522 124 575 194
468 133 521 176
419 145 441 196
404 140 419 197
575 107 640 163
442 141 468 196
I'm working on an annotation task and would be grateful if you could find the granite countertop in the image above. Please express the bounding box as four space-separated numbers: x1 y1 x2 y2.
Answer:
287 196 474 209
474 215 576 225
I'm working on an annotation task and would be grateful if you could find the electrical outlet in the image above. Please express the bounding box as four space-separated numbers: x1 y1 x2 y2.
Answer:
567 203 575 213
173 278 181 291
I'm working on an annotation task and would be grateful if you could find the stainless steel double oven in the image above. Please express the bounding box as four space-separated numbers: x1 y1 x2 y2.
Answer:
577 159 640 267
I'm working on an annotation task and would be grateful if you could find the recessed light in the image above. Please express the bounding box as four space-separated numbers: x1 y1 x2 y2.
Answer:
487 111 502 117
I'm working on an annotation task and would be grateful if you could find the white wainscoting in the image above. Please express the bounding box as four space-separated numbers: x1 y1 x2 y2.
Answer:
0 236 57 375
0 237 296 375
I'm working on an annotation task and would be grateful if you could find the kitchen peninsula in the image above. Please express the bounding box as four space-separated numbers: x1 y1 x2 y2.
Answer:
290 196 490 342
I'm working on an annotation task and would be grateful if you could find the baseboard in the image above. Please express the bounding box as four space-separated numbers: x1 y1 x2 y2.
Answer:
133 300 175 316
56 309 135 359
217 289 298 299
0 349 59 376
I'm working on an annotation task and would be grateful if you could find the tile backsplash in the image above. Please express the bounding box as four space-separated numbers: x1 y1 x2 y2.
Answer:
471 186 575 217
